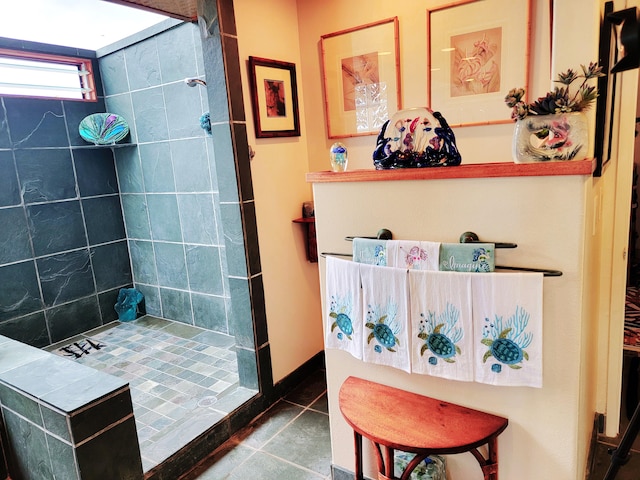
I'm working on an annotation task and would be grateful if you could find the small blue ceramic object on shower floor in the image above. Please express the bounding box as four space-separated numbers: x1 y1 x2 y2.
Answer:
79 112 129 145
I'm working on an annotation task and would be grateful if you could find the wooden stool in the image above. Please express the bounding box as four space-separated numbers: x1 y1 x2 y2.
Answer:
338 376 508 480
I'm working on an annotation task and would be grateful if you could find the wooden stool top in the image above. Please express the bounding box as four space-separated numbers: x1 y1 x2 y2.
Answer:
339 376 508 455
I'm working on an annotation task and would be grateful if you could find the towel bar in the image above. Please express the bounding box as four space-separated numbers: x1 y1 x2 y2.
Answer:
320 252 562 277
345 228 393 241
459 231 517 249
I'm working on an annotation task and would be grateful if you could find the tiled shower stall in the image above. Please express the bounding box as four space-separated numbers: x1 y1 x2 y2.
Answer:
0 4 270 477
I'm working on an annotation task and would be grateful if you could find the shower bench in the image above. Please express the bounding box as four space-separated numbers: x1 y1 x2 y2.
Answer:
338 376 509 480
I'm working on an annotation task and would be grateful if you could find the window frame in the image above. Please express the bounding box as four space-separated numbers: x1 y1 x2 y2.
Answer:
0 48 97 102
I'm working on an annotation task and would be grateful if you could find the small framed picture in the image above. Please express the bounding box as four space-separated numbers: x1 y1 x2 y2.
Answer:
248 56 301 138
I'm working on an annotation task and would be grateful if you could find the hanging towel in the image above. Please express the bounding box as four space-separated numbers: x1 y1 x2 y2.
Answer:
409 270 474 381
387 240 441 271
360 263 411 373
472 272 543 388
352 237 387 266
439 243 495 272
324 256 363 360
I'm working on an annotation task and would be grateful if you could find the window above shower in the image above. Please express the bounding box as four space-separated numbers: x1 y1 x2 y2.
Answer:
0 50 97 101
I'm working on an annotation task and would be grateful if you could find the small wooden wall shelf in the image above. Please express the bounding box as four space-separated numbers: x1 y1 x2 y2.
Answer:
293 217 317 262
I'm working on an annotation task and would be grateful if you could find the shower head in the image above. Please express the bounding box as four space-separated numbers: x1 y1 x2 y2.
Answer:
184 78 207 87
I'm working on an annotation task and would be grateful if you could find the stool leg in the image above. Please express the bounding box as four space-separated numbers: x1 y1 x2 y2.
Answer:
486 437 499 480
354 431 363 480
384 446 395 479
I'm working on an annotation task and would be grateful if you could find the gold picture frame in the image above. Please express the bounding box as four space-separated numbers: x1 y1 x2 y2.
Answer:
427 0 532 128
320 17 401 138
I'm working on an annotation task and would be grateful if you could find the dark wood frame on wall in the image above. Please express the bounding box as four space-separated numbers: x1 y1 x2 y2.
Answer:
594 1 617 177
248 56 301 138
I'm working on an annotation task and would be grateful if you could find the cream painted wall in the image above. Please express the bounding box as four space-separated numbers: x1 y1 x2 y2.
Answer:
234 0 324 384
313 174 591 479
296 0 552 171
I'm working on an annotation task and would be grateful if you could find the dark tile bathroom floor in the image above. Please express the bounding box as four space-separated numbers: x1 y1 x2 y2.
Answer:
46 315 256 472
179 368 332 480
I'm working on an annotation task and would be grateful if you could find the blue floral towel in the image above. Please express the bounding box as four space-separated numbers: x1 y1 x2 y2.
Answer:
352 237 387 266
472 272 543 387
360 263 411 373
409 270 474 382
325 256 363 360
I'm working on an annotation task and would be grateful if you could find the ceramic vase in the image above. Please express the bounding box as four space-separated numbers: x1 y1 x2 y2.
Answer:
512 112 588 163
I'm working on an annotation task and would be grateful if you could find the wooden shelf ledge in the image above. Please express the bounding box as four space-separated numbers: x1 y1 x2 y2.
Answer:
306 159 595 183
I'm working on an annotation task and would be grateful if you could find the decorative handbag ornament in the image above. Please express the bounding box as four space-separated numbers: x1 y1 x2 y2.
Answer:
373 107 461 169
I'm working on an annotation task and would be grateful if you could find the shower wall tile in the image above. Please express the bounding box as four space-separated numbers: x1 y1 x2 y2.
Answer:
91 241 132 291
136 284 161 317
0 382 42 425
46 295 102 342
74 148 119 197
83 195 126 245
98 287 123 323
0 100 11 149
0 261 43 322
202 33 229 124
46 434 79 480
39 405 70 442
63 97 107 147
2 409 52 477
0 150 20 207
37 249 94 307
178 194 217 245
220 202 247 278
160 288 192 324
100 50 130 96
228 277 254 349
156 24 198 84
164 81 204 139
27 201 87 257
0 312 48 348
0 207 31 264
210 123 238 203
186 245 223 295
193 27 205 76
121 194 151 240
140 142 175 192
4 97 68 148
171 138 211 192
191 293 227 332
131 87 169 143
124 39 162 90
104 93 137 143
129 240 158 285
154 242 188 290
15 148 77 204
115 147 144 193
147 194 182 242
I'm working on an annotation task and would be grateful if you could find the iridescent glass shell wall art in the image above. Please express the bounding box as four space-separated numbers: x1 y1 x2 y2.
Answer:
79 113 129 145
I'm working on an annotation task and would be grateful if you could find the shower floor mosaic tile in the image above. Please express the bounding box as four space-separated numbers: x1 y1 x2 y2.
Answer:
46 315 257 472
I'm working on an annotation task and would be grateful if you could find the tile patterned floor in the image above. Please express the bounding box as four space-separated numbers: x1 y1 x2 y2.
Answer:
46 315 256 472
180 369 332 480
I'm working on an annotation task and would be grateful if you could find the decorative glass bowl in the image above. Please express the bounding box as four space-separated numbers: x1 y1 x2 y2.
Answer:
79 113 129 145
